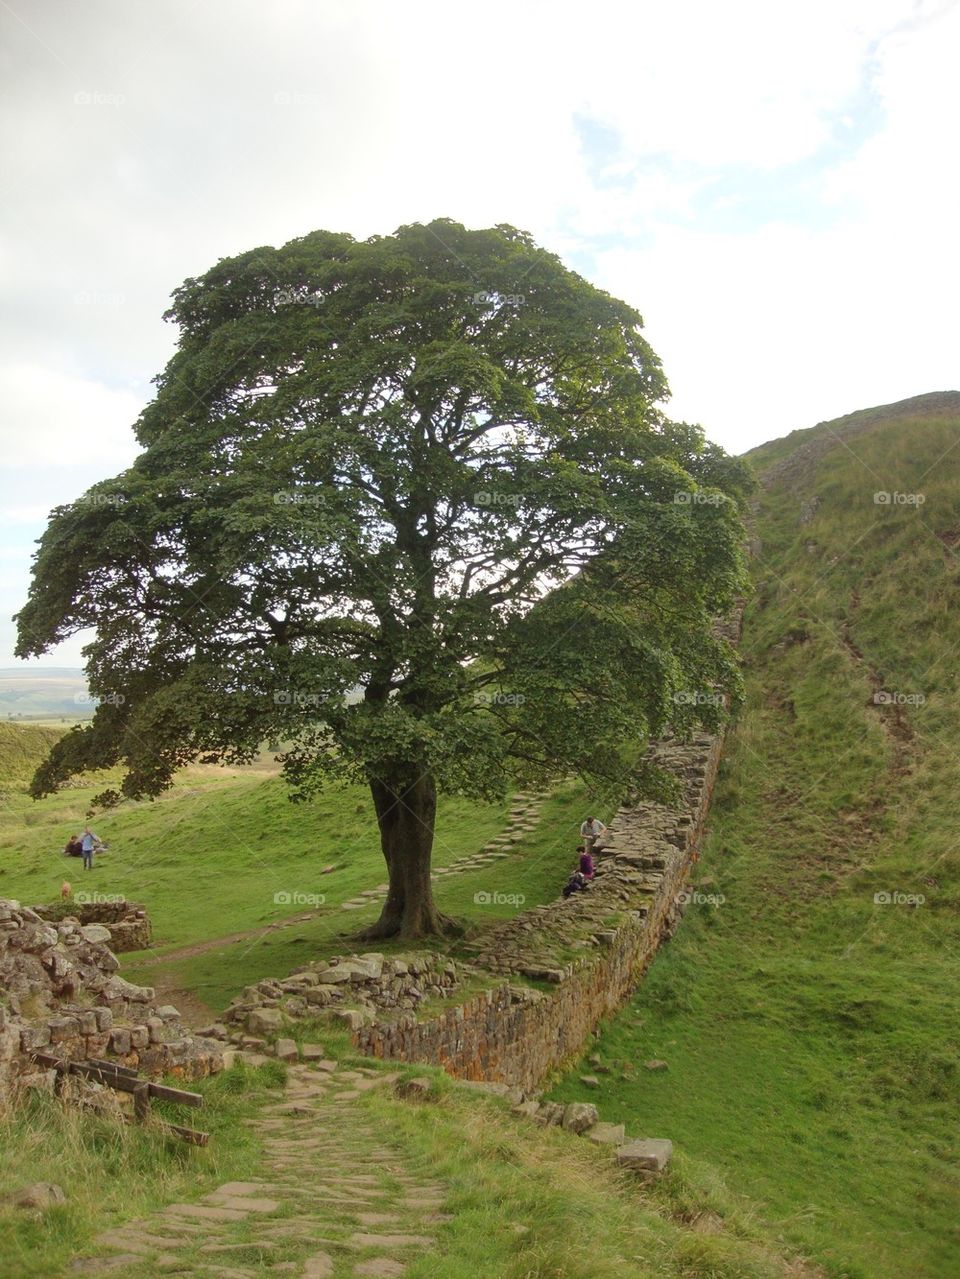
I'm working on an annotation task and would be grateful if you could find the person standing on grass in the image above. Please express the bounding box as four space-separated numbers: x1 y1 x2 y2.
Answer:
80 826 100 870
579 815 606 856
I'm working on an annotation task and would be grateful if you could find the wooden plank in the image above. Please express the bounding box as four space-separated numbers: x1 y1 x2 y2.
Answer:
30 1051 67 1070
161 1122 210 1147
133 1081 150 1122
87 1057 140 1078
147 1081 204 1108
28 1051 203 1110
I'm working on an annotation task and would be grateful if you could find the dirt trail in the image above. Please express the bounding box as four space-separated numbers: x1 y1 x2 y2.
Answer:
135 910 331 969
73 1057 448 1278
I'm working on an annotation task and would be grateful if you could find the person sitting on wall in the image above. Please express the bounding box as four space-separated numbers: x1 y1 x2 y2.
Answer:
563 868 590 899
578 845 595 880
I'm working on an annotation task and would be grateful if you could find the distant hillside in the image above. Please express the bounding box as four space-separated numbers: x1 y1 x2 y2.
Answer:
0 721 65 784
0 667 91 721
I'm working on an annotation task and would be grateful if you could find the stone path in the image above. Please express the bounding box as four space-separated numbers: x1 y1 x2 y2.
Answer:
338 791 545 912
75 1058 450 1278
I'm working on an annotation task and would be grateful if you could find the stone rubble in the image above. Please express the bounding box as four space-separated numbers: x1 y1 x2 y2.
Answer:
0 898 222 1102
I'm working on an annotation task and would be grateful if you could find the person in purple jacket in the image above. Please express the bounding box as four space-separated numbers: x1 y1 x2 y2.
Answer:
578 846 595 880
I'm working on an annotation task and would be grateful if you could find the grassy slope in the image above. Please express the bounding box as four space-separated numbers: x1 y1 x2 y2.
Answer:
0 1041 819 1279
549 400 960 1279
0 722 66 783
0 724 606 1009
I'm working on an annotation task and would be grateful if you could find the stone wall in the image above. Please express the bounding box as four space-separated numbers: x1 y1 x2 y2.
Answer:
351 728 724 1093
0 898 221 1102
31 898 152 953
222 722 727 1095
224 952 463 1039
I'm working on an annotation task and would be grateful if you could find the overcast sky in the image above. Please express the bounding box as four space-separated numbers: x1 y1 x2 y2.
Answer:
1 0 958 669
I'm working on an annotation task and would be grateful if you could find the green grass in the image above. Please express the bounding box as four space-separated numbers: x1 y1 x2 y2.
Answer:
549 402 960 1279
0 722 66 785
353 1069 822 1278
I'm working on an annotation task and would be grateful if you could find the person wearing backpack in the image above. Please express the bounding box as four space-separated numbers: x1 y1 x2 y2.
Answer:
563 868 590 899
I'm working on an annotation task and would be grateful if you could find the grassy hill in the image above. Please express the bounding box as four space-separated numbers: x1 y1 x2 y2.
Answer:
550 392 960 1279
0 721 67 783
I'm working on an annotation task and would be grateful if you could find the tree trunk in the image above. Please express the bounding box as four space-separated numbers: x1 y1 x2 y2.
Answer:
358 769 456 940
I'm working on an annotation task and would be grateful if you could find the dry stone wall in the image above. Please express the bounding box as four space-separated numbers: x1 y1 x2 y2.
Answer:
351 727 724 1092
222 721 728 1095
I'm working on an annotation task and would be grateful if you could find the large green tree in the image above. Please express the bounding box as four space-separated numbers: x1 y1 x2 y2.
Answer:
16 219 751 938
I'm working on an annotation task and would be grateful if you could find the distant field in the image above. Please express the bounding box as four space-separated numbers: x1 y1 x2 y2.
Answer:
0 667 92 721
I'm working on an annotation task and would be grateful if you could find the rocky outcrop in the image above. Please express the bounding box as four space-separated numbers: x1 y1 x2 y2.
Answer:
0 898 221 1102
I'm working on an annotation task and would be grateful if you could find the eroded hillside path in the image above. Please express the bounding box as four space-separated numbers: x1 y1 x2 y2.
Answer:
74 1059 449 1279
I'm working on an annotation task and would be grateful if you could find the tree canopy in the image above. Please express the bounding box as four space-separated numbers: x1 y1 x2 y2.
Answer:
16 218 752 936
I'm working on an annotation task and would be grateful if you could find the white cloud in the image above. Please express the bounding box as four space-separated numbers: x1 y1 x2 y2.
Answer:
0 364 144 468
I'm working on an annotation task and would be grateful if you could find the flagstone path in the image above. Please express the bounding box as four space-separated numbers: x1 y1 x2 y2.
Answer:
72 1058 450 1278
